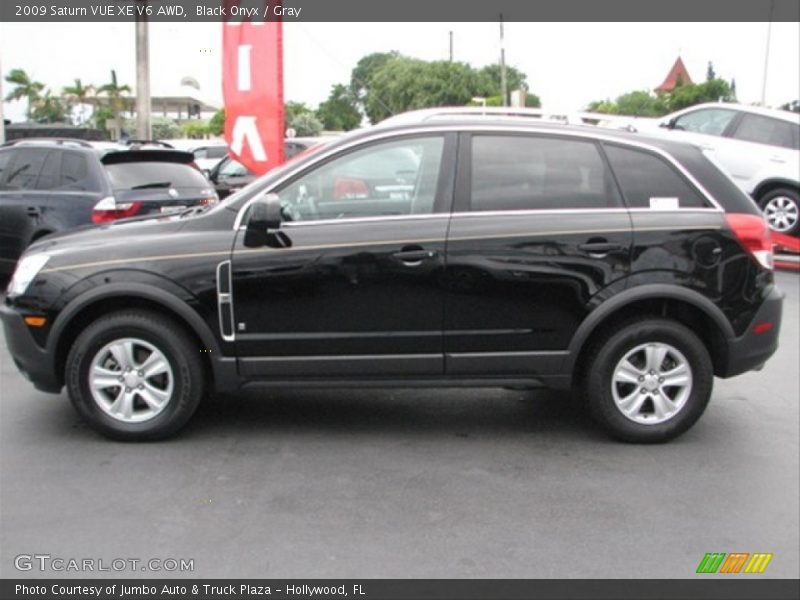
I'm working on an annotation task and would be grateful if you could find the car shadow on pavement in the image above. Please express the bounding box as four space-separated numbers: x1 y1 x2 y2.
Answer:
180 387 604 443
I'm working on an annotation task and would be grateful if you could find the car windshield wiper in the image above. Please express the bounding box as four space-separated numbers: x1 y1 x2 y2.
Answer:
130 181 172 190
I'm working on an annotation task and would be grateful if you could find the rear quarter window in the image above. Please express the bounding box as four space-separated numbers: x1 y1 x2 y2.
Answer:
604 144 710 209
104 161 209 190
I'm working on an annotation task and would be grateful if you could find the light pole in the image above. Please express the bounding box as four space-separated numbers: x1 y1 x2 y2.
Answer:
135 0 152 139
760 1 775 106
499 15 507 107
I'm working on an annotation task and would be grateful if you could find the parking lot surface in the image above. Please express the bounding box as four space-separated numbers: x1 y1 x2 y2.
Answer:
1 272 798 579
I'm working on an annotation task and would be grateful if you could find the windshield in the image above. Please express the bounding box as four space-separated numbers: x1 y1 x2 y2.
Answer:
105 162 209 190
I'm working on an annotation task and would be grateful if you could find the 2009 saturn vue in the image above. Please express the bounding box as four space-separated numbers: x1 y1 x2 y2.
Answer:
1 119 783 442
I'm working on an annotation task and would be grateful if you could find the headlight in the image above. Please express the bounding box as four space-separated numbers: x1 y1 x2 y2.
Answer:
7 254 50 297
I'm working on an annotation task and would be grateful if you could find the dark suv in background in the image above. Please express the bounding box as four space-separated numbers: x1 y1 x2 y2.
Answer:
0 139 218 274
1 120 782 443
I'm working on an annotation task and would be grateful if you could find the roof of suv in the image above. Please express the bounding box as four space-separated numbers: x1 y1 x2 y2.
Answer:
670 102 800 124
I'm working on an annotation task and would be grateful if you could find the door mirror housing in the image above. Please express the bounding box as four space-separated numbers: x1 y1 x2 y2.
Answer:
248 194 282 231
244 194 284 248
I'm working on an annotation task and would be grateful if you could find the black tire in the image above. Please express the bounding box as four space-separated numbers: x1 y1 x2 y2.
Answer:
584 318 713 443
758 187 800 237
65 310 205 441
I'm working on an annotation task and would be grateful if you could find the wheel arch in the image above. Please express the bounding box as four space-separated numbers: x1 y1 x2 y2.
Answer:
567 285 734 384
752 179 799 203
50 283 222 389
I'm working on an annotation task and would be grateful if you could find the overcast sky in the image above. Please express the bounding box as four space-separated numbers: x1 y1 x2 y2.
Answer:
1 21 798 122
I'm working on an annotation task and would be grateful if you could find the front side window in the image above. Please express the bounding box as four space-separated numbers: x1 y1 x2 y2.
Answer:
672 108 737 136
733 114 799 150
276 135 445 221
470 135 621 211
605 145 709 209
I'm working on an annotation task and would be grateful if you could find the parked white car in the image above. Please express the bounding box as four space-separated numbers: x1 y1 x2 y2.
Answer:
635 103 800 236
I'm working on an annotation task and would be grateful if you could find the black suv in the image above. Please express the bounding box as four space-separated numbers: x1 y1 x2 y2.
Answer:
1 120 783 443
0 139 218 274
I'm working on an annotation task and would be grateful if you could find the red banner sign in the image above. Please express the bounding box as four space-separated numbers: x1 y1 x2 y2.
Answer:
222 4 284 176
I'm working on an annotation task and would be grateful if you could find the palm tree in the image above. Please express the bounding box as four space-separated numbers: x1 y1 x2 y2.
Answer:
4 68 45 120
63 78 94 125
31 91 66 123
97 70 131 139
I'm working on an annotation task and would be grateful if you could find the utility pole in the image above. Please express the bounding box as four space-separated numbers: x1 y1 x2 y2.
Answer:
135 0 152 139
449 30 453 62
760 0 775 106
499 14 507 107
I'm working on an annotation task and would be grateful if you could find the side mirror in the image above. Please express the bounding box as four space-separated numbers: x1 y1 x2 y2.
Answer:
203 168 212 179
244 194 284 248
248 194 282 231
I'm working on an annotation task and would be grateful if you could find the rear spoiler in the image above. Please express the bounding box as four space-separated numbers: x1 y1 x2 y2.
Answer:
101 149 194 165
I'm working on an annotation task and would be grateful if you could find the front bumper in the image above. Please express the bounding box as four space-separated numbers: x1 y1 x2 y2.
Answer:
0 303 62 393
719 285 784 378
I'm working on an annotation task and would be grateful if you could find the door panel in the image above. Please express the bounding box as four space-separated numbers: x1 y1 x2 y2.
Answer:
231 217 448 376
444 133 633 377
230 133 456 379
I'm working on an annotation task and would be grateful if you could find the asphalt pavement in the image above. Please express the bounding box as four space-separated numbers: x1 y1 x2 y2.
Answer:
1 272 798 579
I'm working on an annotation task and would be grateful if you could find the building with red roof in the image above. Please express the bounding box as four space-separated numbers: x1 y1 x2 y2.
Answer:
655 57 693 93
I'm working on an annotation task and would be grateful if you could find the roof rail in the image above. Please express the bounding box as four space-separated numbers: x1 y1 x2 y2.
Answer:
1 137 94 148
377 106 602 128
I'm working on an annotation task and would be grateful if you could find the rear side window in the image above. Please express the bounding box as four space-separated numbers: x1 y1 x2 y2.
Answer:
104 162 209 190
34 150 61 190
59 151 96 191
732 114 799 150
0 150 11 188
2 148 49 190
604 145 710 209
470 135 621 211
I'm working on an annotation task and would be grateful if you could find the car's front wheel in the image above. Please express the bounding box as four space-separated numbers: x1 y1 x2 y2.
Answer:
65 310 204 441
759 187 800 237
584 318 713 443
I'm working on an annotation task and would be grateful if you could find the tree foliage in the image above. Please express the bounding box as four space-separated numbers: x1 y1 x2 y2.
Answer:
30 91 67 123
316 84 361 131
587 78 736 117
209 109 225 135
289 112 323 137
348 53 537 124
4 68 45 119
476 64 528 99
62 78 94 125
180 117 209 140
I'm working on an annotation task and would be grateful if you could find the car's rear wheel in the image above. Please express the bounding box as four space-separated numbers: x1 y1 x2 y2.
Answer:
759 187 800 236
584 318 713 443
65 310 204 441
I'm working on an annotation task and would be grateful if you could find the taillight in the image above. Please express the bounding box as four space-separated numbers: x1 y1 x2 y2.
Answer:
91 196 143 224
725 213 773 270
